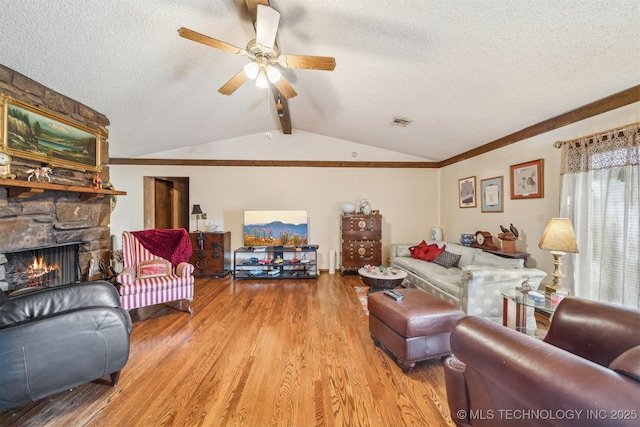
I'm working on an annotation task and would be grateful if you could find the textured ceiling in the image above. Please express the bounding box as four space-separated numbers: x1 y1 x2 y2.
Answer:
1 0 638 161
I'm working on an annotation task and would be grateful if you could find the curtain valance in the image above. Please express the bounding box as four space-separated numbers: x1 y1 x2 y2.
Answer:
557 122 639 175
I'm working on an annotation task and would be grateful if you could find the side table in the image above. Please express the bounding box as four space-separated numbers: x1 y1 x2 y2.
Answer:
188 231 231 277
482 249 529 266
501 289 556 336
358 268 407 293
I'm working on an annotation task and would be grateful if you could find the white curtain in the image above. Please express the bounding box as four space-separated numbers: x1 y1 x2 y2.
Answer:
559 123 639 308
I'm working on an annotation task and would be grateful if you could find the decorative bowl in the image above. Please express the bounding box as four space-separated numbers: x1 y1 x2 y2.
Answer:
341 202 356 214
460 233 474 246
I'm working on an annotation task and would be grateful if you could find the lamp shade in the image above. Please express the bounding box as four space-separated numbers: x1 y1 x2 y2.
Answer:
265 64 281 83
538 218 579 253
191 204 203 215
255 71 268 88
243 62 260 80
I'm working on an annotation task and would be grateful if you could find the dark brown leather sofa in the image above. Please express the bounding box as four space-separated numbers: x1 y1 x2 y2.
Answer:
444 297 640 427
0 281 132 411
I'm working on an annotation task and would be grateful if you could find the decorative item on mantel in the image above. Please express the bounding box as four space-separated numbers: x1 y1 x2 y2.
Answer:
92 173 103 189
460 234 474 246
498 224 519 253
26 166 52 182
0 152 16 179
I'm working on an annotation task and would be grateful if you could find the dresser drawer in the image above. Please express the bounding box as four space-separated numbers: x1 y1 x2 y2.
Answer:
341 213 382 234
341 241 381 266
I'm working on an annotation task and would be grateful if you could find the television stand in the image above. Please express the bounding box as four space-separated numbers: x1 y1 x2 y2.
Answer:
233 245 319 280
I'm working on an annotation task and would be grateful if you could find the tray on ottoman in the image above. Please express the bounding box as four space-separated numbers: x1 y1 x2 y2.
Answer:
368 288 465 372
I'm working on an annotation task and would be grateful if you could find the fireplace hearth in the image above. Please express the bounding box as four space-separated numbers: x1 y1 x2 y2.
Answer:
2 244 79 292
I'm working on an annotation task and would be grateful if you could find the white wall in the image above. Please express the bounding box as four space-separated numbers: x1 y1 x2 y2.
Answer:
440 101 640 285
137 129 430 162
109 134 440 269
109 102 639 278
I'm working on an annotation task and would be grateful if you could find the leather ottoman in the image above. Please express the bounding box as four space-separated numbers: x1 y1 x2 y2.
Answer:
368 288 465 372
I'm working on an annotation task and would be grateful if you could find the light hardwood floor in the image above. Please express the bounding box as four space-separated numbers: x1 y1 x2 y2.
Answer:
0 274 456 427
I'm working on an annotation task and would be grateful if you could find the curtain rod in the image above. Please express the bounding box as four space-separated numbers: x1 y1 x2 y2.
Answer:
553 121 640 148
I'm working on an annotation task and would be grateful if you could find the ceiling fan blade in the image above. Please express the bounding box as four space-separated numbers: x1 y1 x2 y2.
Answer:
278 55 336 71
218 70 249 96
256 4 280 49
272 75 297 99
244 0 268 26
178 27 245 55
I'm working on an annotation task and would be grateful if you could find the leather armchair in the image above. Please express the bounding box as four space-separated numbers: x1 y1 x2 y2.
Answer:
0 281 132 411
444 297 640 427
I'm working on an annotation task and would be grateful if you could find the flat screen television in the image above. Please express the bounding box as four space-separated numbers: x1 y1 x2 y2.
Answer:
243 209 308 247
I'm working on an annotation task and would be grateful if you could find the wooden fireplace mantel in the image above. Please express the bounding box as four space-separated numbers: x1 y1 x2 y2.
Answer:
0 178 127 201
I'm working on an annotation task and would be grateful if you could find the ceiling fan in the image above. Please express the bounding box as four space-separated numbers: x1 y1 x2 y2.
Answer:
178 1 336 134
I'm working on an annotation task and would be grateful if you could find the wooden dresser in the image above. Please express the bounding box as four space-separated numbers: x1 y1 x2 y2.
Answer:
188 231 231 277
340 211 382 274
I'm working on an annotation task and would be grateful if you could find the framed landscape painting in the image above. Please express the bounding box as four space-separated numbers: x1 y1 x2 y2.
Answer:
510 159 544 199
458 176 476 208
481 176 503 212
0 95 101 172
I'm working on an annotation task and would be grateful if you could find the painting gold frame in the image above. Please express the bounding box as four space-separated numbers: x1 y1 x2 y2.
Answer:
0 95 101 172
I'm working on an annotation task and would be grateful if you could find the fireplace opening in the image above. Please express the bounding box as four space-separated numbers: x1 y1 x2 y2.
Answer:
3 244 80 292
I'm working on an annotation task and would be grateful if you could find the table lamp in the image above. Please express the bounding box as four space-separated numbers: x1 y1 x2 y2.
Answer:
538 218 579 295
192 204 204 231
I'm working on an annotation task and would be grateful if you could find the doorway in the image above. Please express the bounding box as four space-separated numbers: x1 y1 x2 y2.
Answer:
143 177 189 230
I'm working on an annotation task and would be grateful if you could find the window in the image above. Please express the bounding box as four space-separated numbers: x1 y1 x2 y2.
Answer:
559 124 639 308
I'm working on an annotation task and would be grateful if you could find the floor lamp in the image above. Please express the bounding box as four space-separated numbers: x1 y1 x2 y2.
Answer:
538 218 579 295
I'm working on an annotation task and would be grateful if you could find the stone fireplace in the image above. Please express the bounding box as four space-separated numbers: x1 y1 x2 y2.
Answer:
3 244 79 292
0 64 120 293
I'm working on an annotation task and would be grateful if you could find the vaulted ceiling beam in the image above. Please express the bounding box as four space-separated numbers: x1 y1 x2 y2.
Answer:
245 0 292 134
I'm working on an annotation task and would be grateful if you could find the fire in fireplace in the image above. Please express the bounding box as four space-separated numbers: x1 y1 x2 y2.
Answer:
19 255 60 287
2 244 79 292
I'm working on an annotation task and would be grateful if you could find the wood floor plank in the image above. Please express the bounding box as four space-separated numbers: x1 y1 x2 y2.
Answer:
0 274 455 427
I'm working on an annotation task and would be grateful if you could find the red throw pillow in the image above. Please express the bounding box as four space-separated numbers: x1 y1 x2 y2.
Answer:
421 244 446 262
409 240 428 259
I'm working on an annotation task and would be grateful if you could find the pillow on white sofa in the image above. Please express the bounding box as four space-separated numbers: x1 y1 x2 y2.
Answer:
433 251 462 268
396 240 444 257
472 251 524 269
443 243 478 268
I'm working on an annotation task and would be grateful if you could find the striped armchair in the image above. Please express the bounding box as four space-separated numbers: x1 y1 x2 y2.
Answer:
117 229 194 312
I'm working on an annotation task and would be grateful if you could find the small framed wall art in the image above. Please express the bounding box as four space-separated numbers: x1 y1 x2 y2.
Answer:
481 176 503 212
458 176 476 208
510 158 544 199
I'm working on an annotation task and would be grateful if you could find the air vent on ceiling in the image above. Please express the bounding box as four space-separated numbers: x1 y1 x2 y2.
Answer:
391 117 412 127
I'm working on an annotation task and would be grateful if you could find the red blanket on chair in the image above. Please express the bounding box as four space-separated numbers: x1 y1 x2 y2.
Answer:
131 228 192 268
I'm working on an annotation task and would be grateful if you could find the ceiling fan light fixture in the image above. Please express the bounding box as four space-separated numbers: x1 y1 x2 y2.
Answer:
255 71 269 88
265 65 281 83
243 62 260 79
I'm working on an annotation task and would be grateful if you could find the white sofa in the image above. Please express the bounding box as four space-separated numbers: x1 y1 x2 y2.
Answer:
390 241 547 323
